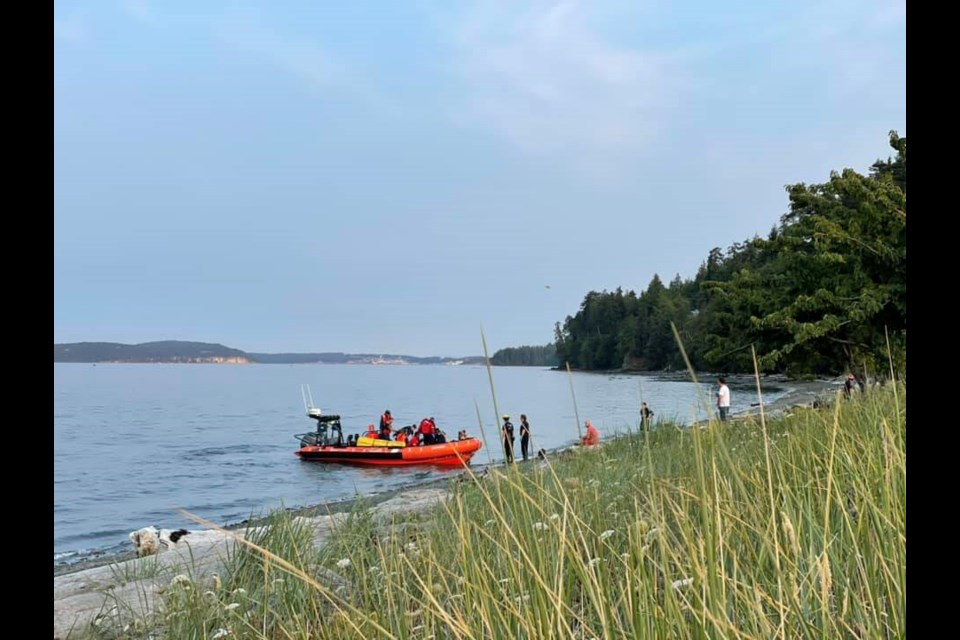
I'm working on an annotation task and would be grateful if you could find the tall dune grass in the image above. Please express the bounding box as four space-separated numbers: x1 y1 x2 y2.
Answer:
91 383 905 639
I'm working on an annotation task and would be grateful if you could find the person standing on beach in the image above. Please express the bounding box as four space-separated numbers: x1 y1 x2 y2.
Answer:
640 403 654 431
844 374 857 398
717 377 731 421
519 414 531 461
501 415 515 463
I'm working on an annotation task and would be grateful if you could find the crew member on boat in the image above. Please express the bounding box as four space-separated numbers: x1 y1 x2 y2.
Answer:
379 410 394 440
418 417 437 444
408 426 421 447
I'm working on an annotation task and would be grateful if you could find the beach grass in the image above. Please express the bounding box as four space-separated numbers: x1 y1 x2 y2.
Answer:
89 382 905 639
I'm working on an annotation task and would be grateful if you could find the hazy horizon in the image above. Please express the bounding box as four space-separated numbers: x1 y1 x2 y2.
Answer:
55 0 906 355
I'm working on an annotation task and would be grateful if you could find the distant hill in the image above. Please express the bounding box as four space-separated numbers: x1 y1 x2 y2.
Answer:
54 341 250 364
54 341 485 365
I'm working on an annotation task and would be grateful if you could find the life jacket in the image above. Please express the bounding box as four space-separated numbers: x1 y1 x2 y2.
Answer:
380 413 394 430
419 419 435 435
366 425 378 438
396 431 408 443
408 433 420 446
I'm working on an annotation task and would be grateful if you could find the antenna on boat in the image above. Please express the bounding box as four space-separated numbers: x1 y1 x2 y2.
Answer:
301 384 322 418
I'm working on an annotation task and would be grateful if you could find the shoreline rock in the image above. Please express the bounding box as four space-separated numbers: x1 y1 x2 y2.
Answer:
53 487 452 639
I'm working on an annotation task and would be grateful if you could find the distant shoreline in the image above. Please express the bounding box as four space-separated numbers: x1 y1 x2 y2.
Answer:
54 340 485 365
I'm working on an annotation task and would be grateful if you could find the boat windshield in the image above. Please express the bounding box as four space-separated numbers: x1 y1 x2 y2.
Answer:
312 417 343 446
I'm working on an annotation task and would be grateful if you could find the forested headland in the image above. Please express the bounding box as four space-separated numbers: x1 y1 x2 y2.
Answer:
552 132 906 377
490 344 559 367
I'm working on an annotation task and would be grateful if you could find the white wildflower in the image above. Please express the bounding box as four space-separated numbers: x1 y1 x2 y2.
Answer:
533 522 548 531
498 578 511 584
336 558 352 569
170 574 191 587
406 541 418 552
549 513 560 521
369 565 381 574
514 594 530 604
231 588 247 595
620 553 630 560
671 578 694 590
212 629 230 639
599 529 615 541
224 603 241 611
588 558 601 568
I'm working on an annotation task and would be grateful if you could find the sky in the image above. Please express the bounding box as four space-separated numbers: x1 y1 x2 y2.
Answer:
54 0 907 357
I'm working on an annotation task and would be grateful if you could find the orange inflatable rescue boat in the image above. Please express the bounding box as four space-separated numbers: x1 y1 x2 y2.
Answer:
294 411 481 467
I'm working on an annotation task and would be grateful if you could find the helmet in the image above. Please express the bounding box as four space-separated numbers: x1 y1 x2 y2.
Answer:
502 415 510 420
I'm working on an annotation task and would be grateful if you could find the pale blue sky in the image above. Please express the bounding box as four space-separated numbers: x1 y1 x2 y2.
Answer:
54 0 906 356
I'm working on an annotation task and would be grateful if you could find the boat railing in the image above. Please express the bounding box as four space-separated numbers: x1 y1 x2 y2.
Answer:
301 384 320 417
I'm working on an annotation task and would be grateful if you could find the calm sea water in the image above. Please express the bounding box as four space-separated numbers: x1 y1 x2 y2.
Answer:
53 363 784 565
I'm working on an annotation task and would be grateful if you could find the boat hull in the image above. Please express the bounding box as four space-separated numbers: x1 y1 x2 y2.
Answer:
296 438 482 467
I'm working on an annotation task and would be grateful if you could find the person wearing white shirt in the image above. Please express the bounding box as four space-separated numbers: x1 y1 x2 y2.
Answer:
716 376 731 421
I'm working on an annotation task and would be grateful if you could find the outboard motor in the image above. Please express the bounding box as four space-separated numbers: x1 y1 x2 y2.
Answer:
299 432 320 448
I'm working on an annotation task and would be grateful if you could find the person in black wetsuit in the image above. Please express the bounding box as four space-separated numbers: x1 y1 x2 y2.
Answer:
501 415 515 463
519 414 531 461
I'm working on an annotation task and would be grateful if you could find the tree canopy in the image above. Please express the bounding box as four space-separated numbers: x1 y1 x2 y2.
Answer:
491 344 559 367
554 132 906 377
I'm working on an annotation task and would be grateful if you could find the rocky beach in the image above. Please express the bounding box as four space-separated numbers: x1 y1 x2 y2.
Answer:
53 374 847 638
